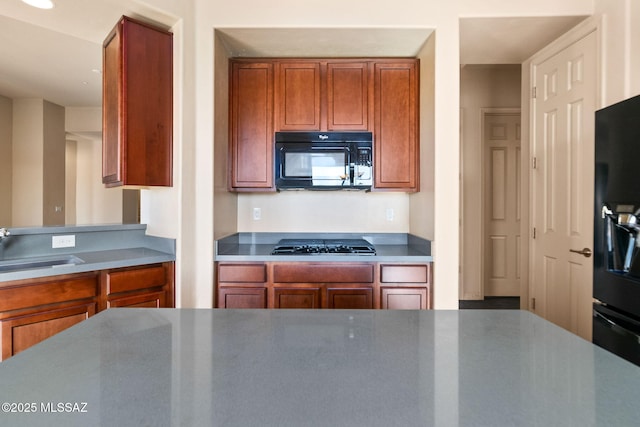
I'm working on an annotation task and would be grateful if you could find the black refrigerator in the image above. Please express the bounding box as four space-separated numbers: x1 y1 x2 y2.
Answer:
593 94 640 366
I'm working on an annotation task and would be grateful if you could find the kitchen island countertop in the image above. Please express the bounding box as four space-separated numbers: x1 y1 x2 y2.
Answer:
0 308 639 426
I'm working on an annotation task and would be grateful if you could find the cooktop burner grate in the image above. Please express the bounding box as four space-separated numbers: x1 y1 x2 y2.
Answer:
271 239 376 255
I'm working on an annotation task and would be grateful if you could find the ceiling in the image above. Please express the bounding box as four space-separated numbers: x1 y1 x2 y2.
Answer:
0 0 588 108
459 16 588 64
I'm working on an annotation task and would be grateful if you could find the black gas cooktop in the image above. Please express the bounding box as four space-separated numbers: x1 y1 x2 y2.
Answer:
270 239 376 255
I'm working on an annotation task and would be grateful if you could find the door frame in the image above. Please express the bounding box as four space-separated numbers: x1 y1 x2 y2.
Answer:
523 16 603 312
480 108 522 299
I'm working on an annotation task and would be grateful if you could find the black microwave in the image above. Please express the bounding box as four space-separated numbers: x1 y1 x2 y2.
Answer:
274 132 373 190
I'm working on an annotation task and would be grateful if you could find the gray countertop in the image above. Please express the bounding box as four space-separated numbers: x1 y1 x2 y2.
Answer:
0 224 175 283
0 308 638 426
215 232 433 262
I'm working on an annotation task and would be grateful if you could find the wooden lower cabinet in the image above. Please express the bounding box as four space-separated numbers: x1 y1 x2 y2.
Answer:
215 261 430 310
216 263 267 308
219 288 267 309
0 262 175 360
380 287 429 310
274 287 322 309
327 287 373 309
1 302 97 360
104 263 174 309
379 264 431 310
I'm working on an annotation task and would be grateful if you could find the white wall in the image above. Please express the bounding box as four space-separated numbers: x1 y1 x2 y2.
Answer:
42 100 65 226
12 99 44 227
66 107 123 225
238 192 410 232
0 95 11 226
595 0 640 105
74 136 122 225
137 0 595 309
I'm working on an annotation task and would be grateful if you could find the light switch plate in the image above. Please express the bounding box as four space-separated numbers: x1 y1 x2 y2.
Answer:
52 235 76 248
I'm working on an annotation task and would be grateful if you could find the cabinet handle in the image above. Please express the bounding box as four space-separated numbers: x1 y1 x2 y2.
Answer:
569 248 592 258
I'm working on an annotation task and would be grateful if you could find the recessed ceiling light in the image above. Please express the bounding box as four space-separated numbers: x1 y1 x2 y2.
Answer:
21 0 55 9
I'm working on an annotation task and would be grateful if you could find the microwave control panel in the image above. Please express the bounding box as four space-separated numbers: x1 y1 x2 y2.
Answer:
355 147 372 165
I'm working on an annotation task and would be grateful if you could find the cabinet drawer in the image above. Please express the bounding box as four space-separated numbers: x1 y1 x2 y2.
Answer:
106 265 166 294
0 274 99 312
107 291 166 308
218 264 266 283
380 265 429 283
273 264 374 283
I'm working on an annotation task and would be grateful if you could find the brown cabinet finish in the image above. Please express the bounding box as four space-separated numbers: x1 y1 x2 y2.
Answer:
0 262 175 360
215 261 430 310
273 287 323 309
380 288 429 310
218 263 267 283
230 61 274 190
216 262 268 309
373 60 419 191
380 264 429 283
219 288 268 309
0 273 99 312
275 61 322 131
107 291 166 308
229 57 418 191
272 263 374 283
327 62 370 131
326 287 373 309
379 264 432 310
102 16 173 187
1 303 96 360
104 263 175 310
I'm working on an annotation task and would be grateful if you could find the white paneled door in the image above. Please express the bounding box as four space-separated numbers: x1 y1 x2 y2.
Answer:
484 112 521 297
531 31 597 340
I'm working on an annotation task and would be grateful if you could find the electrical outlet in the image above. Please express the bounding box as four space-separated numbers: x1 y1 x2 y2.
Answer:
52 235 76 248
386 208 394 221
253 207 262 221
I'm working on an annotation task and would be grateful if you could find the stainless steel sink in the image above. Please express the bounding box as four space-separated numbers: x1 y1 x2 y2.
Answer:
0 255 85 273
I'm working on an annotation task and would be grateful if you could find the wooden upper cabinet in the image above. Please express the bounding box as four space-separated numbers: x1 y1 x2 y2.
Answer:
229 61 275 190
229 57 419 191
275 61 322 131
102 16 173 187
273 60 370 132
327 62 370 131
373 60 419 192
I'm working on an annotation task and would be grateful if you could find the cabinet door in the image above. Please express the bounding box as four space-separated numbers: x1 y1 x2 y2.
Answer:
1 303 96 360
230 61 274 190
103 263 174 309
327 62 370 131
373 60 419 191
102 16 173 187
218 288 267 309
326 287 373 309
274 287 322 309
275 62 321 131
380 288 428 310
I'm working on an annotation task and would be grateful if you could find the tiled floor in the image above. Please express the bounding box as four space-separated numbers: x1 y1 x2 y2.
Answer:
459 297 520 310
